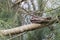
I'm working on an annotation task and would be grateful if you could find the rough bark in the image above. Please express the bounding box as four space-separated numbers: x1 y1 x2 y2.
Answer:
0 23 45 36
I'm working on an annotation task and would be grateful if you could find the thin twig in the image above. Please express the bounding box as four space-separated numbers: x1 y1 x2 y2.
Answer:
7 32 27 40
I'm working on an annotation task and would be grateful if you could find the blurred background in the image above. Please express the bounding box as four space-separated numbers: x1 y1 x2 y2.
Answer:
0 0 60 40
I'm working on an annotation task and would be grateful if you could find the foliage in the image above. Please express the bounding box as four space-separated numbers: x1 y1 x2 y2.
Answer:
0 0 60 40
0 0 22 40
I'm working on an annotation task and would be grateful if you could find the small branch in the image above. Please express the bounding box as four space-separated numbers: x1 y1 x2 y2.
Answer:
0 23 44 36
7 32 26 40
0 17 57 36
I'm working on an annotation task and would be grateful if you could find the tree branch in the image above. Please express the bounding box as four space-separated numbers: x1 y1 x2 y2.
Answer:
0 23 44 36
0 17 57 36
